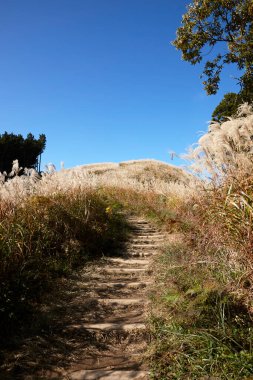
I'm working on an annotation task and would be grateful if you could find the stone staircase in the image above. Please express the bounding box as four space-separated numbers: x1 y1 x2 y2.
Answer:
0 216 166 380
64 216 166 380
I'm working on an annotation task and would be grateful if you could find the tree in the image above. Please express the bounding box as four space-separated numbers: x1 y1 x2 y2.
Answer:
212 92 241 121
0 132 46 174
172 0 253 95
212 87 253 122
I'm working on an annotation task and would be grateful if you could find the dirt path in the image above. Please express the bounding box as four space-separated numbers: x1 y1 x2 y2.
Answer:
1 216 166 380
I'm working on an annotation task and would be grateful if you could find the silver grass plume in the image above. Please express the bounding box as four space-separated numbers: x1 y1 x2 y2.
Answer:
185 103 253 178
9 159 22 177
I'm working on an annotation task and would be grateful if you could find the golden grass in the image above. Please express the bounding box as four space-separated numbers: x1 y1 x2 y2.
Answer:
1 105 253 379
0 159 193 207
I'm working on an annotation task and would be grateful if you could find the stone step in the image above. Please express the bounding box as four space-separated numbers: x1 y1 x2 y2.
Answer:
72 285 149 300
67 353 144 371
108 258 150 265
103 268 148 274
77 281 152 288
130 237 164 243
131 229 157 233
87 275 146 282
100 281 152 288
67 309 145 326
129 238 164 243
111 265 149 270
131 235 163 240
107 263 149 269
127 252 155 258
77 322 146 332
87 270 148 281
127 218 148 222
69 369 148 379
127 244 160 249
130 226 152 230
127 246 161 251
84 298 147 305
131 230 163 234
129 222 149 226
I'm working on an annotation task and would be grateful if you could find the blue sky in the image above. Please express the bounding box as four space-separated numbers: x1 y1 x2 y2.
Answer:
0 0 239 169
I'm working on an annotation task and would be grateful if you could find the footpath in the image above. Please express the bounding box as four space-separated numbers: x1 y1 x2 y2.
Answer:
1 216 166 380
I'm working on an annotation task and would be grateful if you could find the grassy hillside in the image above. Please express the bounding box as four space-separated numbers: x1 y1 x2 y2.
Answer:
0 158 188 339
1 108 253 379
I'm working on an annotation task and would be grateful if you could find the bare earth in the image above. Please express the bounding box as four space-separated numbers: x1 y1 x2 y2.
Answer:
1 216 166 380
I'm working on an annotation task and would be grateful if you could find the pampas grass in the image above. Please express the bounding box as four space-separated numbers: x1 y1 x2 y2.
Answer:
148 104 253 379
181 103 253 293
186 103 253 179
0 159 193 206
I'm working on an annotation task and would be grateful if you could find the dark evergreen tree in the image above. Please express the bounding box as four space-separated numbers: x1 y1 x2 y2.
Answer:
212 93 242 122
0 132 46 174
212 88 253 122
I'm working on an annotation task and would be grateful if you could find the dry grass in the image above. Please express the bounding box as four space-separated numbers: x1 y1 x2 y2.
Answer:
185 103 253 179
2 109 253 379
0 188 128 339
0 159 191 342
146 104 253 379
0 159 192 204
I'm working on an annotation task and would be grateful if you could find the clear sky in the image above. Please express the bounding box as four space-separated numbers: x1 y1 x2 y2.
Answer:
0 0 239 169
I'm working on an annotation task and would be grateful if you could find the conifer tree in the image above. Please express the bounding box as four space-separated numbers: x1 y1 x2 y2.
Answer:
0 132 46 174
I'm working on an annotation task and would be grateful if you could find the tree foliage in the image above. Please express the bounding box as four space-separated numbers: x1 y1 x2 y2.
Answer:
173 0 253 95
0 132 46 174
212 85 253 121
212 92 242 121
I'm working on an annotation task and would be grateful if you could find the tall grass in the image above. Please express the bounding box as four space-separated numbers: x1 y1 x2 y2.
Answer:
181 104 253 274
3 122 253 379
185 103 253 179
148 104 253 379
0 158 191 339
0 159 189 338
0 187 127 337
